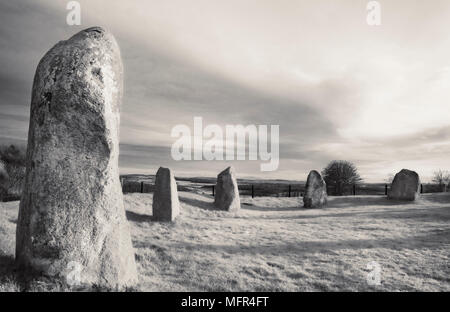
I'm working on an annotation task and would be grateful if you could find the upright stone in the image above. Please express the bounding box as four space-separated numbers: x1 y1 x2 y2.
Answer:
152 167 180 221
214 167 240 212
303 170 327 208
388 169 420 201
15 27 138 289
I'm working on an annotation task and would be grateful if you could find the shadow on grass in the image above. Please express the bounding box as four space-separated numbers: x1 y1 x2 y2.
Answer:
126 211 153 223
241 204 302 212
0 254 17 285
251 205 450 221
367 206 450 221
167 229 450 255
180 193 420 214
0 254 59 291
421 193 450 204
179 193 302 212
0 254 138 292
179 195 215 211
180 193 448 213
327 196 414 208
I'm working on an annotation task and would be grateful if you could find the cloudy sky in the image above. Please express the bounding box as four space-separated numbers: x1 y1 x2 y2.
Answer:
0 0 449 182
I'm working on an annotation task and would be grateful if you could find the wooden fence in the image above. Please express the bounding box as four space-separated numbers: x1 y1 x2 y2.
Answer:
121 178 448 199
2 181 446 202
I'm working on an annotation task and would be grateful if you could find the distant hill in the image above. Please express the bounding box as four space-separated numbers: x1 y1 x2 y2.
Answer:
120 174 305 185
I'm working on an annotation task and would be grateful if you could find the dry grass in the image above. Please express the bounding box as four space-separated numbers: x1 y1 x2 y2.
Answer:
1 192 449 291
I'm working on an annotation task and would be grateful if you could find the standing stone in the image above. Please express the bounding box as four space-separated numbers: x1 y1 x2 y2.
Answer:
15 27 138 289
214 167 240 212
303 170 327 208
152 167 180 221
388 169 420 201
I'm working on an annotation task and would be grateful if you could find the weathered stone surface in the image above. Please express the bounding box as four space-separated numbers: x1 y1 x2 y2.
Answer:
388 169 420 201
15 27 138 289
303 170 327 208
152 167 181 221
214 167 240 212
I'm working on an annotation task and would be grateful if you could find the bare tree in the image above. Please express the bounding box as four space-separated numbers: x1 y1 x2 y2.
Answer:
432 169 450 192
322 160 362 195
385 173 395 184
0 144 26 197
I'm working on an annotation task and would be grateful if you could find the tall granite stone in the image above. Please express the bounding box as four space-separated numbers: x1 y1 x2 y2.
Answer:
388 169 420 201
214 167 240 212
15 27 138 289
303 170 327 208
152 167 180 221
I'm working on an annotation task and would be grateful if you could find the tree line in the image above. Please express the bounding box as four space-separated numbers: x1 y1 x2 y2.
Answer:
0 144 26 200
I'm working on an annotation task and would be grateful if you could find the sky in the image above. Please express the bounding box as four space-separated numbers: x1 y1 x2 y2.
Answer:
0 0 449 182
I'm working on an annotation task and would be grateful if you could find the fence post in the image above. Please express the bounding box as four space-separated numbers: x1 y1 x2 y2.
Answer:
420 184 423 194
140 181 144 193
212 185 215 196
385 184 388 195
251 185 254 198
288 185 291 197
353 184 356 195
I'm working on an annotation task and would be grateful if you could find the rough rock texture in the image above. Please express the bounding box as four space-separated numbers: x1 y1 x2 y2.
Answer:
388 169 420 201
303 170 327 208
214 167 240 212
152 167 181 221
15 27 138 289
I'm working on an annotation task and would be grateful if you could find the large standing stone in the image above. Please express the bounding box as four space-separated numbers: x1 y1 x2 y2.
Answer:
152 167 180 221
214 167 240 212
303 170 327 208
15 27 138 289
388 169 420 201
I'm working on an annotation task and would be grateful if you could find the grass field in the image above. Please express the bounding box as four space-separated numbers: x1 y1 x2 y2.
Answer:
0 192 449 291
